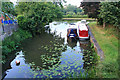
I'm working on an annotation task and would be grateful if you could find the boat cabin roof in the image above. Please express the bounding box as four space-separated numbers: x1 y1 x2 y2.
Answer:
76 20 86 25
79 24 88 31
70 23 76 25
81 20 86 23
68 24 77 29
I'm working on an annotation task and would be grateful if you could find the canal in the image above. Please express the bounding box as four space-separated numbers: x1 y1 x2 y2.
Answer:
2 21 97 79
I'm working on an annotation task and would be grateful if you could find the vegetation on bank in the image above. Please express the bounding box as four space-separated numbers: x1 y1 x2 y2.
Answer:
98 2 120 28
62 4 87 18
62 4 84 15
80 1 120 29
16 2 63 36
2 2 63 64
88 22 119 78
2 29 32 64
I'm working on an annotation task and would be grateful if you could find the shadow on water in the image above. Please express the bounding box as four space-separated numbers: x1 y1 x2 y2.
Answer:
2 21 97 79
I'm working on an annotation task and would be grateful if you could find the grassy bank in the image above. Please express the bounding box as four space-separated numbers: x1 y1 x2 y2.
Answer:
62 18 96 21
63 15 88 18
2 28 32 64
89 22 119 78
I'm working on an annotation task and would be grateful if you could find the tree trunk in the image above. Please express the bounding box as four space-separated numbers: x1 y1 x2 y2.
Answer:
97 19 98 25
103 22 105 28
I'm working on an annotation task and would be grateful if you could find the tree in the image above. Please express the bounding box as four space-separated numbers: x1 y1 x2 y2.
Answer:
2 2 16 16
98 2 120 28
62 4 83 15
16 2 63 36
80 1 100 18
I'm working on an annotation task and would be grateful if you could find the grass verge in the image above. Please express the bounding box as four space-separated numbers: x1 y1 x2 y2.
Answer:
88 22 119 78
62 18 96 20
62 15 88 18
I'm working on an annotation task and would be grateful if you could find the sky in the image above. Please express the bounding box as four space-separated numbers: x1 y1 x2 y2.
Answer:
63 0 83 7
10 0 82 7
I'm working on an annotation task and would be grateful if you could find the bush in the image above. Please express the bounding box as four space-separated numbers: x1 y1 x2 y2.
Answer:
16 2 63 36
2 28 32 63
98 2 120 28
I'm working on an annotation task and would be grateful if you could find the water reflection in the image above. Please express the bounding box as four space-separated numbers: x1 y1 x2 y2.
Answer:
22 32 65 68
3 51 34 78
67 40 77 49
79 40 96 70
3 21 96 79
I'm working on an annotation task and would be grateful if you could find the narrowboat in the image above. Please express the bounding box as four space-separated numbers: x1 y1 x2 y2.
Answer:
67 23 78 41
78 23 90 40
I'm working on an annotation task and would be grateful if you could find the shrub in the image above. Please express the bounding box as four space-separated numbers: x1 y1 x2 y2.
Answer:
2 28 32 63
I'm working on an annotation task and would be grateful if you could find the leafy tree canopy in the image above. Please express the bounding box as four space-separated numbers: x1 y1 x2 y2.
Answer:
2 2 16 16
80 1 100 18
62 4 83 15
16 2 63 36
98 2 120 28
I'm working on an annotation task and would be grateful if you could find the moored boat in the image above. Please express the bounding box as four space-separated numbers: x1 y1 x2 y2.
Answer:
78 23 90 40
67 21 90 41
67 23 78 41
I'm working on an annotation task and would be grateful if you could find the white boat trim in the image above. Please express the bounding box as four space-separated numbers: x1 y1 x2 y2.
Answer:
79 36 89 39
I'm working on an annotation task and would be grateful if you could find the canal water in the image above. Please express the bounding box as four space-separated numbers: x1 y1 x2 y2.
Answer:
3 21 96 79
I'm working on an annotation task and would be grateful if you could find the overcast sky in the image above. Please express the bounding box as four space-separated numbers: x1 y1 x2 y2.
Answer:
63 0 82 7
10 0 82 7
